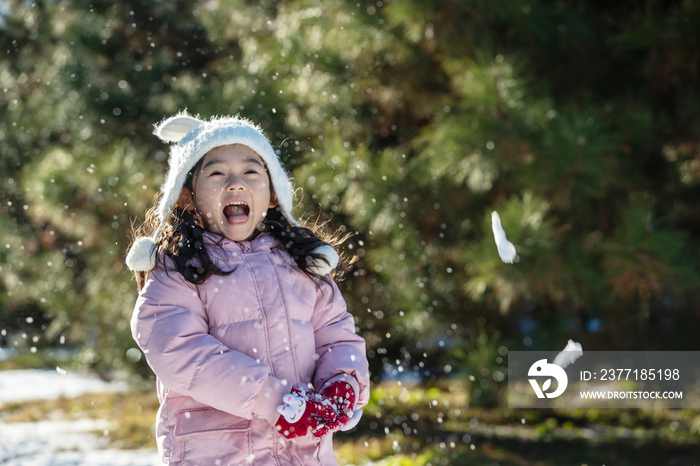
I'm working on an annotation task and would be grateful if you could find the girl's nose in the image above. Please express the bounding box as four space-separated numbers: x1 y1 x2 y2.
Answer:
227 176 245 191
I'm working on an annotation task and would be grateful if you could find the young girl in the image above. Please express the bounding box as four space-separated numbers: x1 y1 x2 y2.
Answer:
126 112 370 466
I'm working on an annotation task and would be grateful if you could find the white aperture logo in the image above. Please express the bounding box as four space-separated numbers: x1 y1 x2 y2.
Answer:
528 358 568 398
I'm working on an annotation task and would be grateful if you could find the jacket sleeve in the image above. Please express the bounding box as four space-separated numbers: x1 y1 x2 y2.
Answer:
131 266 286 424
310 278 370 409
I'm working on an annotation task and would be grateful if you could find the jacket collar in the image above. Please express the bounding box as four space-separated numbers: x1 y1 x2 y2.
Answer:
202 230 278 253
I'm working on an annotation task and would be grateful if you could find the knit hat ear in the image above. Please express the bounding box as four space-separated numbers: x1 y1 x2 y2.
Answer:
155 113 204 143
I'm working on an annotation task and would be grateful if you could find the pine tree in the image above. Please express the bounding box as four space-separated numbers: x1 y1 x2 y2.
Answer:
1 0 699 387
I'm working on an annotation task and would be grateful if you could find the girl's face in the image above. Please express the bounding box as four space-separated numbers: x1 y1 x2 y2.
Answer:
179 144 278 242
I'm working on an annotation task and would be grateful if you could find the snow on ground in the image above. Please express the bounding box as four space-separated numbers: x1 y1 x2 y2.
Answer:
0 419 161 466
0 368 128 404
0 368 369 466
0 369 161 466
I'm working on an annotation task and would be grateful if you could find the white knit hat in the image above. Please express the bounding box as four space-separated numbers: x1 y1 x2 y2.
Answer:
126 112 338 275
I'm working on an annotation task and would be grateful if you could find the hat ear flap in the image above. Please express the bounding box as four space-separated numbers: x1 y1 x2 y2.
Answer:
154 114 204 143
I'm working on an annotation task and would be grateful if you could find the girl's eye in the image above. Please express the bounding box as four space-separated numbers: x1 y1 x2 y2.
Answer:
245 170 260 175
209 171 224 176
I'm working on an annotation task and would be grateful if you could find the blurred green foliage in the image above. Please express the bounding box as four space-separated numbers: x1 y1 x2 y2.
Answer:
0 0 699 387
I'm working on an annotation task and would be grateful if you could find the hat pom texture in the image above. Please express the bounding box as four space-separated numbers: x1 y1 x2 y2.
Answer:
126 237 157 272
308 245 339 276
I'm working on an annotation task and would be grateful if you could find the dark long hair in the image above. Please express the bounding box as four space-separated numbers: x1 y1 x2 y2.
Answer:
129 166 355 291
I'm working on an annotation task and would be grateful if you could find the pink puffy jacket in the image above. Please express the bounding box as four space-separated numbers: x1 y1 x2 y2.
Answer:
131 232 370 465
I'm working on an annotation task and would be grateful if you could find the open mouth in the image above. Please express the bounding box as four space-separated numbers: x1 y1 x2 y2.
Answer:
223 201 250 224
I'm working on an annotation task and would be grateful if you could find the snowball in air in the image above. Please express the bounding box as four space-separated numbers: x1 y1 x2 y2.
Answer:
491 211 516 263
553 340 583 369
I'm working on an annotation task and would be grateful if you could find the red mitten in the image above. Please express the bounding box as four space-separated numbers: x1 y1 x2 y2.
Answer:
275 386 337 439
318 381 356 435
